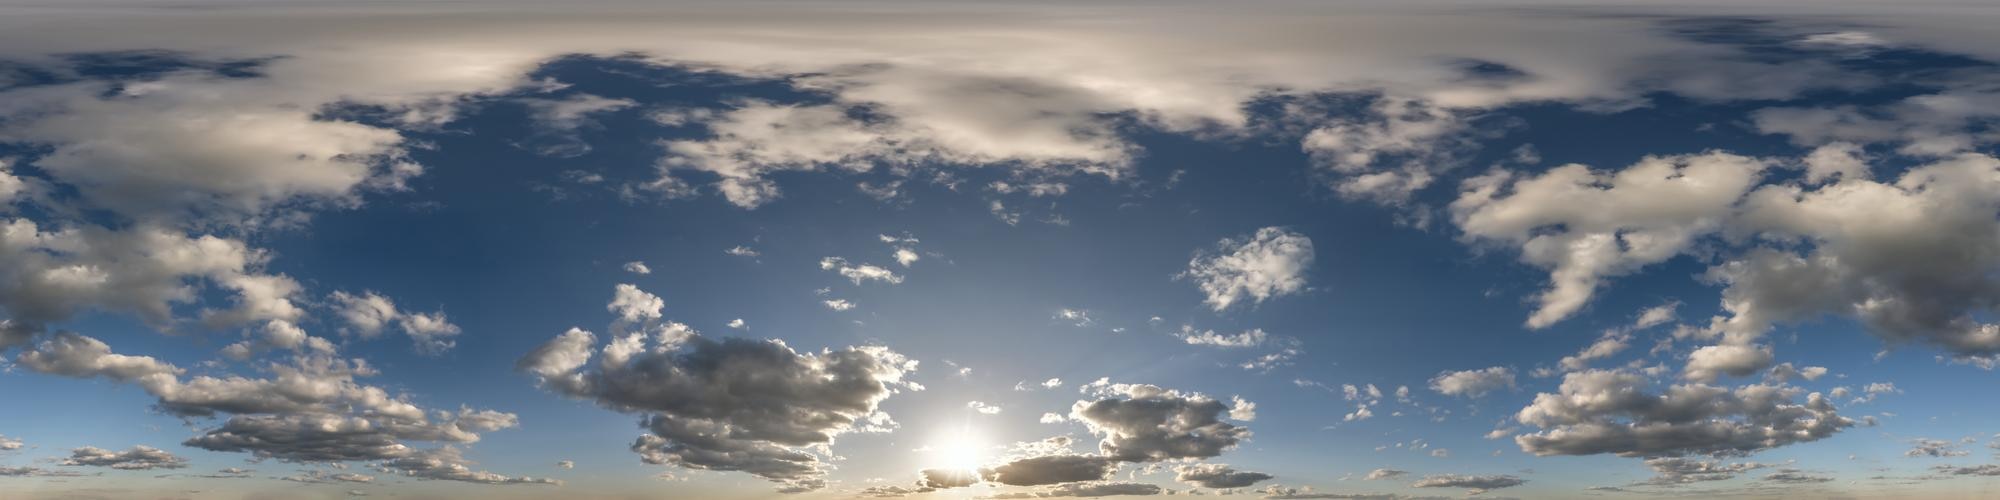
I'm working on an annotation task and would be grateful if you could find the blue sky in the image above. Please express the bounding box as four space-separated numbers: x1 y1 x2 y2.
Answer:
2 1 2000 499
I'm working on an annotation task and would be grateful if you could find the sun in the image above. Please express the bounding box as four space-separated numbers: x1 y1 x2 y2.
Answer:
926 425 992 473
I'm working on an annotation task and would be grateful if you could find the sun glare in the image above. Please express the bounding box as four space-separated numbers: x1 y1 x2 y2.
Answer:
927 426 992 473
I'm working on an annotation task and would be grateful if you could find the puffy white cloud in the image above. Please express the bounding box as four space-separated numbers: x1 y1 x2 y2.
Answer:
329 290 463 354
16 331 182 387
0 219 300 335
519 306 917 492
821 257 905 285
59 445 188 470
1514 369 1853 457
1451 152 1770 328
1704 153 2000 362
823 299 856 311
1429 366 1515 398
968 401 1004 415
1229 396 1258 421
1683 344 1775 383
606 284 665 324
1181 227 1314 311
0 435 20 450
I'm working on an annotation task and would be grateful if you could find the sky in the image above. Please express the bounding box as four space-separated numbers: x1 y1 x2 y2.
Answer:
1 0 1999 499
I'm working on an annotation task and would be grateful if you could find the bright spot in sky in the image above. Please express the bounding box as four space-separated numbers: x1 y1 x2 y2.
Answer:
925 425 992 473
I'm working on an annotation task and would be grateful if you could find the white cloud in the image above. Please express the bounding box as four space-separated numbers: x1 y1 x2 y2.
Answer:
1683 344 1775 383
820 257 904 285
1181 227 1314 311
1451 152 1770 328
622 261 651 275
329 290 462 354
1429 366 1516 398
1176 325 1268 348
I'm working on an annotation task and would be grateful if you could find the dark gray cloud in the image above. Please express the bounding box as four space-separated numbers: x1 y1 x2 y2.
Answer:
60 445 188 470
1761 468 1833 484
917 468 978 489
1514 370 1852 457
15 331 529 482
1630 457 1768 486
981 454 1117 486
1932 464 2000 476
520 290 918 492
1173 463 1274 488
1072 383 1251 462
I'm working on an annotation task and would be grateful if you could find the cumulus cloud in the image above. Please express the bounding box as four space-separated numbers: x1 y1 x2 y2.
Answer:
15 330 526 477
0 219 304 340
1181 227 1314 311
1452 152 1769 328
1703 153 2000 362
1429 366 1515 397
981 454 1118 486
1173 463 1274 488
328 290 462 354
1514 369 1853 457
1683 344 1775 383
60 445 188 470
1071 382 1252 462
518 287 918 492
1364 468 1407 480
